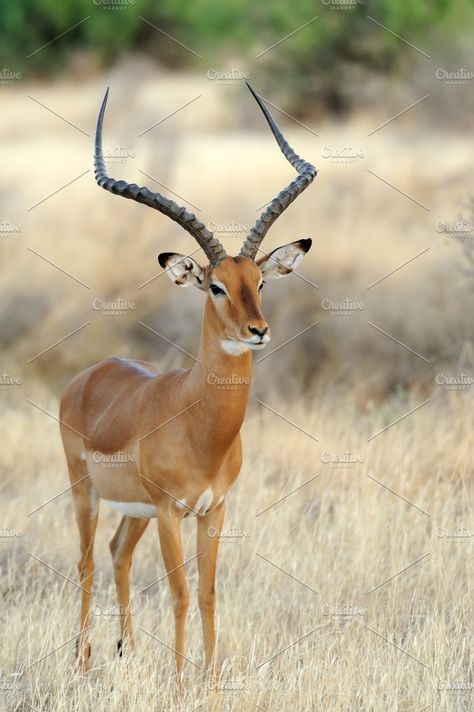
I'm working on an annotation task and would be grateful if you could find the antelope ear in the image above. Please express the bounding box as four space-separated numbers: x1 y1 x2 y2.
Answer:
257 238 312 279
158 253 207 289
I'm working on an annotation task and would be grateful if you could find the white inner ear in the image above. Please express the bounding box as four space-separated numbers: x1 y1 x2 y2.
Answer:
165 255 204 288
260 243 306 279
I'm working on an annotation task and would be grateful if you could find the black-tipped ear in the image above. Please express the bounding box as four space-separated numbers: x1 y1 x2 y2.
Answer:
257 238 312 280
298 238 312 253
158 252 206 289
158 252 174 269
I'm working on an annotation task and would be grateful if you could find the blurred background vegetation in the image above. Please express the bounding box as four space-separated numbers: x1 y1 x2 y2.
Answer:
2 0 474 112
1 0 474 405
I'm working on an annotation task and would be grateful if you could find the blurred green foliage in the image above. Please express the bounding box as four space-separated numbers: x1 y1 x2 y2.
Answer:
1 0 473 107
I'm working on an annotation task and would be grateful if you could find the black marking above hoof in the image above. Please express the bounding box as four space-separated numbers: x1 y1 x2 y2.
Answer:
117 639 123 657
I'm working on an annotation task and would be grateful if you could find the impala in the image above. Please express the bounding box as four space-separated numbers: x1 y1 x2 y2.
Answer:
59 82 316 676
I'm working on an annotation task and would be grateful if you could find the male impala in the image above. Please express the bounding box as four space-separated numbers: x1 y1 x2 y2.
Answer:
59 82 316 677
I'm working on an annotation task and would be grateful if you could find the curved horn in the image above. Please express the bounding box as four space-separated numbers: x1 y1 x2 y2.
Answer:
94 89 227 267
240 83 317 261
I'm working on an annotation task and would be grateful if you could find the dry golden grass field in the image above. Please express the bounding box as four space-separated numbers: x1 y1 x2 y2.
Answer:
0 65 473 711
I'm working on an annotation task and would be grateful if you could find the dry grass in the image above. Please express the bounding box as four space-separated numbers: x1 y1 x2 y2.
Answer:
1 61 473 399
1 386 473 711
0 63 473 711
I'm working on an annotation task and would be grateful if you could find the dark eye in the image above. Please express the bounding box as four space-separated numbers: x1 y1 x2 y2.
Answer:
210 284 226 296
258 282 264 291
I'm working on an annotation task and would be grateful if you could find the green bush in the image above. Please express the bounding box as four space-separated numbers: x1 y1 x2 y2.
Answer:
1 0 473 108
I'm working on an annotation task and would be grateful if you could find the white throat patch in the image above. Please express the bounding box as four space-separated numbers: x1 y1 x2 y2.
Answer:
220 339 250 356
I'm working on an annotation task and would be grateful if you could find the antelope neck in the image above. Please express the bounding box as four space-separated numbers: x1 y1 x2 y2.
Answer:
186 298 253 444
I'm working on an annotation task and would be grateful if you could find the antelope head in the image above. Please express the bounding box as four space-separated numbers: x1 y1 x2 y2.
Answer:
94 83 316 355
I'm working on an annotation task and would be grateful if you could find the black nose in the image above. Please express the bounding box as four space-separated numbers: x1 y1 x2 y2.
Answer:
248 325 268 338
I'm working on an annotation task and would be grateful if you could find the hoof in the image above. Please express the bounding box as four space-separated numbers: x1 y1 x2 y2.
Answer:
117 639 123 657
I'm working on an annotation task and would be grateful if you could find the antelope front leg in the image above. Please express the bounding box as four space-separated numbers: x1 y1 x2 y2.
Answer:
196 500 225 670
157 508 189 677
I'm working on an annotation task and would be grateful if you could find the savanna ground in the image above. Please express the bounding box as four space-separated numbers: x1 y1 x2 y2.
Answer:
1 61 473 711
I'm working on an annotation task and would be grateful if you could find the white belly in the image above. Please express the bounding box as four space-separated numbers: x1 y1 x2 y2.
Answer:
104 500 157 518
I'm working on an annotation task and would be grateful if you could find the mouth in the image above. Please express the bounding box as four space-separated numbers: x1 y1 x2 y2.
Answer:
242 334 271 350
247 341 267 351
224 335 271 353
